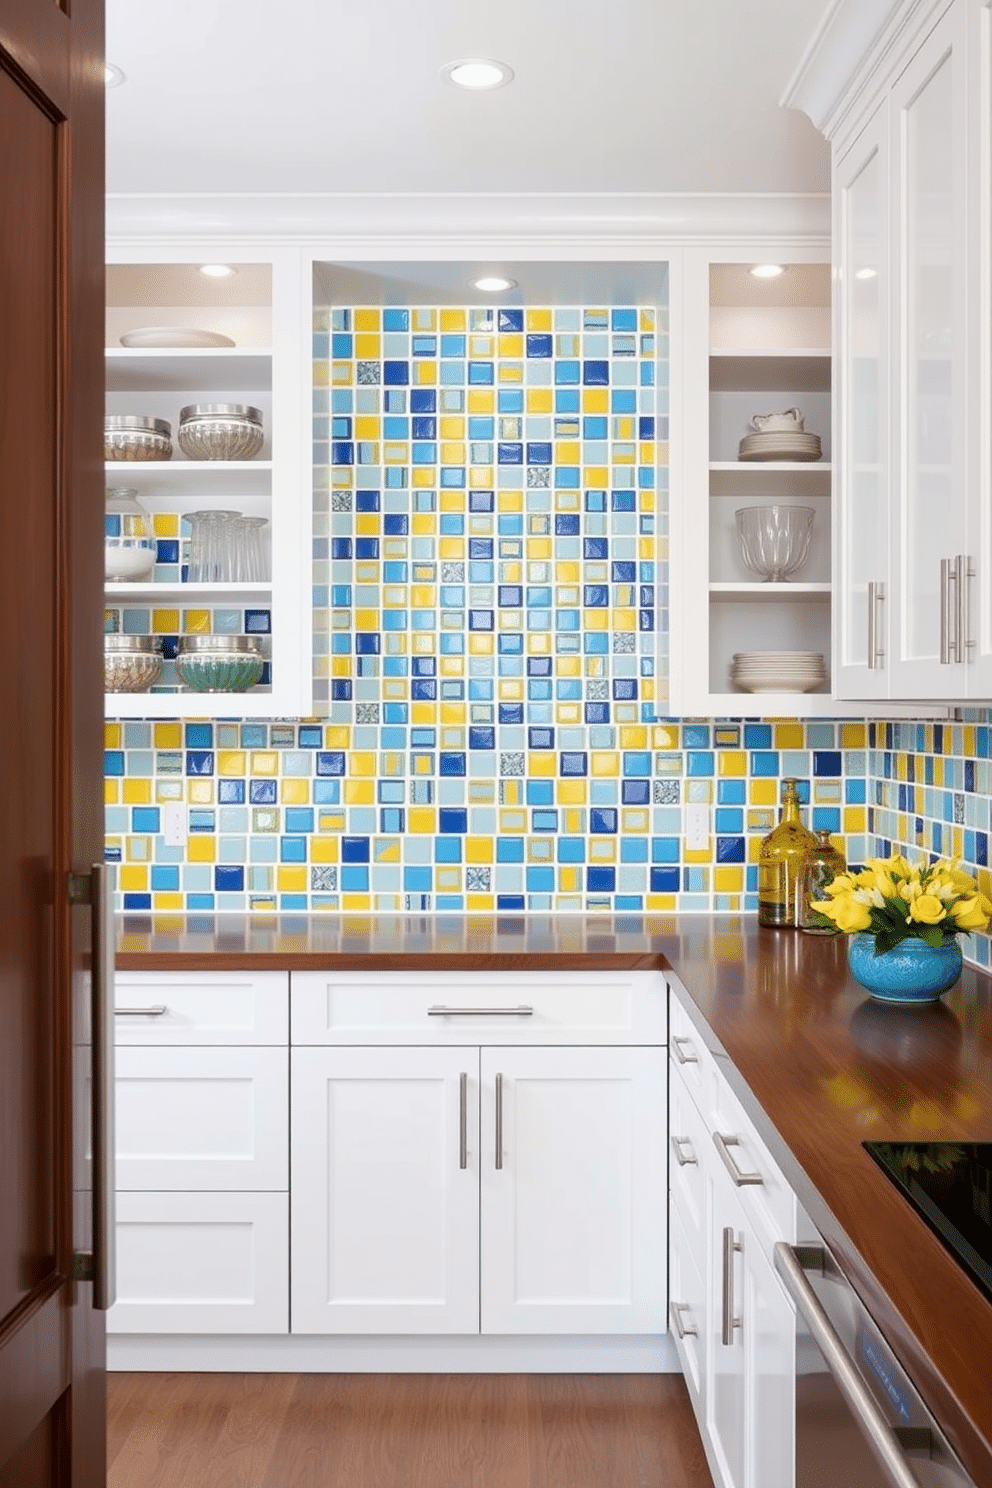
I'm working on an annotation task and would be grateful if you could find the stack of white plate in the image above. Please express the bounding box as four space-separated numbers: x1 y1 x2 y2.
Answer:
738 431 822 462
731 651 827 693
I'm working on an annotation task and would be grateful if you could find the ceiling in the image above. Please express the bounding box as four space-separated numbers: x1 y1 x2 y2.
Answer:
105 0 833 200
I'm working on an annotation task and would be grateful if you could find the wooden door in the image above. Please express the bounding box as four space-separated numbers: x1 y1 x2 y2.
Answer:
291 1046 480 1334
0 1 106 1485
479 1046 667 1335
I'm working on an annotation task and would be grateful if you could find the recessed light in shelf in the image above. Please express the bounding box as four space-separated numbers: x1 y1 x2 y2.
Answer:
749 264 786 279
472 276 517 292
199 264 236 279
441 58 514 90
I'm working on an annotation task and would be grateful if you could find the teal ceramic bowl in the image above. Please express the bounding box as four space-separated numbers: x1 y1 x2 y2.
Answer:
846 931 962 1004
175 638 263 693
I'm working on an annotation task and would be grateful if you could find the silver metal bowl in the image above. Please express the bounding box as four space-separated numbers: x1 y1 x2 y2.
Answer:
104 635 163 692
104 415 172 463
177 404 264 462
176 634 264 692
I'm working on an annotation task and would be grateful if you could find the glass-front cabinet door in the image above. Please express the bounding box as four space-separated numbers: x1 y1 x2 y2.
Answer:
833 106 890 699
890 7 970 697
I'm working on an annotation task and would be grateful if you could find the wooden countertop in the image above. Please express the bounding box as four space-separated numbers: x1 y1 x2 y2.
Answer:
116 912 992 1484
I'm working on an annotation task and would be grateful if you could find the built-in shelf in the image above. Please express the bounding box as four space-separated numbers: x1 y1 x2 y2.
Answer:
709 349 831 392
105 348 273 394
103 461 273 498
708 583 832 601
106 581 272 602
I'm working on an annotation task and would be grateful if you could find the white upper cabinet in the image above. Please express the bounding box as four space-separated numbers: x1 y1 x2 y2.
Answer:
819 0 992 701
103 244 312 716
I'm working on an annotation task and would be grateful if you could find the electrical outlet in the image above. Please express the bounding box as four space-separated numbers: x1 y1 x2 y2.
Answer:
162 803 187 847
685 803 709 851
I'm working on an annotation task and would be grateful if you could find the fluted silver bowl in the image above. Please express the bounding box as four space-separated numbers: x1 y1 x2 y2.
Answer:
104 416 172 463
175 635 264 692
104 635 163 692
177 404 264 461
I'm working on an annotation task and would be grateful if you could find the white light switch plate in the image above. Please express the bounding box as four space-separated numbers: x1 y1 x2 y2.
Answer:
162 802 187 847
685 803 709 850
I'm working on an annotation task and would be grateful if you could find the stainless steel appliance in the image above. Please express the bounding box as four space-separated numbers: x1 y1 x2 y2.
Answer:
774 1239 976 1488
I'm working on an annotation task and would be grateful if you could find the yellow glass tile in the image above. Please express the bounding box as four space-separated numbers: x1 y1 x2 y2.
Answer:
440 656 464 676
440 308 466 331
591 751 620 777
414 361 437 385
408 808 436 834
466 838 493 864
555 441 580 465
497 334 521 357
348 751 374 777
556 703 582 725
441 442 465 464
774 723 804 747
250 751 278 776
528 753 556 777
152 512 178 537
412 467 435 487
583 466 609 487
558 655 581 678
354 308 380 331
750 779 778 805
843 806 866 833
467 388 494 413
647 894 677 911
714 866 745 893
151 608 180 633
526 387 553 413
657 441 669 464
441 702 466 725
355 334 381 358
439 416 465 439
685 846 712 865
353 609 378 632
355 416 380 440
585 610 609 631
558 866 582 893
376 839 401 863
278 866 307 893
527 633 551 654
501 561 523 584
526 308 552 331
118 865 148 891
499 490 524 511
719 751 747 777
558 788 587 816
411 585 435 609
499 679 523 701
527 537 552 560
639 442 656 463
187 835 216 863
105 722 122 748
582 388 609 413
412 634 434 654
619 726 648 749
331 656 351 677
355 512 380 535
281 778 310 805
186 780 214 805
498 363 523 383
122 778 152 804
467 894 495 912
105 780 120 804
310 836 338 863
152 893 184 912
313 362 329 387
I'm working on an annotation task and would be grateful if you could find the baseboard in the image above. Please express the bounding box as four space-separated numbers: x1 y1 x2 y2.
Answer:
107 1331 678 1374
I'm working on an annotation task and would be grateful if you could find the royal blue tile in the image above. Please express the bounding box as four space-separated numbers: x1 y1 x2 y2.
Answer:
813 750 843 777
587 867 616 892
590 808 618 833
498 308 523 332
185 750 214 776
716 836 745 863
583 360 609 385
650 867 680 893
439 753 466 776
123 893 152 911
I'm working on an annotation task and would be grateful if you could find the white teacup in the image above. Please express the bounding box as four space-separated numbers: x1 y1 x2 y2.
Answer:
750 407 805 433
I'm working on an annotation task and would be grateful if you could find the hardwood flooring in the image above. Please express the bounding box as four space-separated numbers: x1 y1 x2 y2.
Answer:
107 1372 713 1488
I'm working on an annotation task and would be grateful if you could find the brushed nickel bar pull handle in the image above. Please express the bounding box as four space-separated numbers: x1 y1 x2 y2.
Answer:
91 863 116 1312
867 580 885 668
940 558 952 664
115 1005 168 1017
721 1225 742 1346
774 1244 927 1488
672 1035 698 1065
495 1072 504 1170
428 1005 534 1017
713 1132 764 1186
672 1136 697 1167
459 1072 468 1170
959 555 975 657
670 1300 698 1340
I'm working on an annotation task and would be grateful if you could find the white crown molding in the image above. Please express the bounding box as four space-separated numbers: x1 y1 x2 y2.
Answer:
781 0 949 141
105 191 830 249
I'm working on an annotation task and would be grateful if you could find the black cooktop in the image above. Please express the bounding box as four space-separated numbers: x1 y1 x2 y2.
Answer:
864 1142 992 1307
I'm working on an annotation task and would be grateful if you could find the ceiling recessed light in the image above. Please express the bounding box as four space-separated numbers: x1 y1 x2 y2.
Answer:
473 276 517 292
104 63 126 88
749 264 786 279
855 267 878 280
442 58 514 90
198 264 237 279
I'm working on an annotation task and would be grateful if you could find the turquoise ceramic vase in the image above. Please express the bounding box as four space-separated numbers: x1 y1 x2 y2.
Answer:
846 932 963 1004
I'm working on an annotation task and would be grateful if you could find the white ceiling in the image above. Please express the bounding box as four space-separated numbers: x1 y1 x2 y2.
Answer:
105 0 833 199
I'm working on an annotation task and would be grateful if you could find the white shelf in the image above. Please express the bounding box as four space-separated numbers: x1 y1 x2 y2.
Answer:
709 349 831 392
702 692 843 718
106 582 272 603
708 460 831 474
105 348 272 394
708 583 831 601
104 461 273 498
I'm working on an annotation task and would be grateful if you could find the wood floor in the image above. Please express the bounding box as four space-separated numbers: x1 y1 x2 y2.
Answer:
107 1372 713 1488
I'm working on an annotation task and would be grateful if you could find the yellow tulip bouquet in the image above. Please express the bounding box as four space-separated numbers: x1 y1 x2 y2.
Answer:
815 852 992 954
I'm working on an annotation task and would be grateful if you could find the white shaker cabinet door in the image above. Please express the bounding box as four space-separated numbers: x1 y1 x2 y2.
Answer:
291 1045 480 1334
479 1045 667 1335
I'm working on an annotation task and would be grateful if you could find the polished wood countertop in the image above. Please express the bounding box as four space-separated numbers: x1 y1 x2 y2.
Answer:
117 912 992 1483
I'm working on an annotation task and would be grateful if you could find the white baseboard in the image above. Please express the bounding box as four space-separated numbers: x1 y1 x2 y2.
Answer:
107 1331 678 1374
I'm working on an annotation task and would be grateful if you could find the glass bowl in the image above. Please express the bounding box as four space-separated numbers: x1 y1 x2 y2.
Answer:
735 505 815 582
104 416 172 463
177 404 264 461
104 635 163 692
175 635 264 692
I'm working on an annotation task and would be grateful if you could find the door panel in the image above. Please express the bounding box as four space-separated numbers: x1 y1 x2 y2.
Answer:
0 0 106 1482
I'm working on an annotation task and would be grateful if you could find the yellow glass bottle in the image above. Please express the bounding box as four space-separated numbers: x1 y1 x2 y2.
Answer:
757 777 818 928
798 830 847 934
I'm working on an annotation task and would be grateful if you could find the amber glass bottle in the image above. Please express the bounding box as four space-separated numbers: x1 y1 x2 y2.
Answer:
757 777 818 928
798 829 847 933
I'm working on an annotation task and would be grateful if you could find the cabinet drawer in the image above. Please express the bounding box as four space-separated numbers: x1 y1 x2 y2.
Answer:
669 1060 708 1262
107 1191 288 1335
115 1046 288 1191
291 970 667 1046
710 1069 796 1254
668 1206 706 1421
113 970 288 1045
668 984 719 1116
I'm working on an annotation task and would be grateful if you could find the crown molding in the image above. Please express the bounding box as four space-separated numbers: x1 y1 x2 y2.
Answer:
105 191 830 249
781 0 949 141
